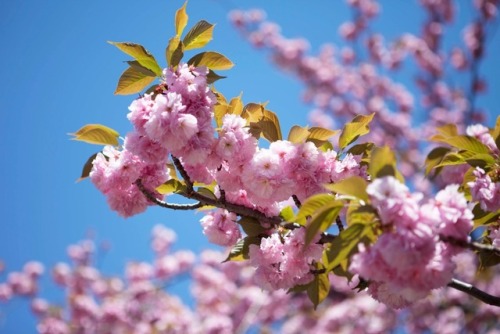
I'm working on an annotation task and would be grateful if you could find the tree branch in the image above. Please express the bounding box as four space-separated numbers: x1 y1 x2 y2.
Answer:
448 278 500 307
164 156 284 226
440 235 500 256
134 179 204 210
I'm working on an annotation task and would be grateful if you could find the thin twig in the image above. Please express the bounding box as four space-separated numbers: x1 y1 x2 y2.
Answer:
336 216 344 232
292 195 302 208
448 278 500 307
134 179 204 210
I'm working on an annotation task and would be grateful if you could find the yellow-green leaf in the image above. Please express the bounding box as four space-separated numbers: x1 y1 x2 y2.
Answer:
305 203 343 246
288 125 310 144
114 66 156 95
108 41 162 76
229 94 244 115
430 135 490 154
325 223 373 271
166 37 184 68
156 179 187 195
347 142 374 156
492 115 500 149
325 176 369 202
126 61 157 77
187 51 234 70
197 187 217 200
295 193 336 222
238 217 268 237
347 203 378 227
224 236 260 262
306 266 330 308
308 127 339 142
214 103 229 128
436 124 458 137
183 20 215 51
242 103 265 123
338 113 375 150
70 124 120 146
280 206 295 222
369 146 403 182
425 147 451 175
259 109 282 142
175 2 188 37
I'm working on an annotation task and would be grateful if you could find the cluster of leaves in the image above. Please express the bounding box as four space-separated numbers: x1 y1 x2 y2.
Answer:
425 118 500 268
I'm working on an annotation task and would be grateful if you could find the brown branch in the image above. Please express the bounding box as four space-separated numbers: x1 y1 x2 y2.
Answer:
336 216 344 232
292 195 302 208
448 278 500 307
169 155 283 226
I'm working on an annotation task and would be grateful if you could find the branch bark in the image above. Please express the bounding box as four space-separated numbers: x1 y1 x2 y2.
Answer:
448 278 500 307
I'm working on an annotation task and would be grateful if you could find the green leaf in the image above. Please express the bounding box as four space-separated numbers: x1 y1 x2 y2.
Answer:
305 204 343 246
295 193 336 223
279 206 295 222
338 113 375 150
108 41 162 76
463 152 496 169
434 152 466 168
472 203 500 229
492 115 500 150
430 135 490 154
166 37 184 68
175 2 189 37
197 187 217 200
288 125 310 144
369 146 403 182
224 236 260 262
324 176 369 202
77 153 98 182
238 217 268 237
126 61 157 76
306 268 330 309
425 147 451 175
325 223 373 272
69 124 120 146
436 124 458 137
308 127 339 142
114 66 156 95
156 179 187 195
347 142 374 156
183 20 215 51
187 52 234 70
346 203 377 227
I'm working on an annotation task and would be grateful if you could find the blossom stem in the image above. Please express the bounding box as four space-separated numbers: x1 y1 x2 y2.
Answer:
448 278 500 307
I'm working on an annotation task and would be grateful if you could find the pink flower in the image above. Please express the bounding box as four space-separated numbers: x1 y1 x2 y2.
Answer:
434 184 474 241
200 210 241 247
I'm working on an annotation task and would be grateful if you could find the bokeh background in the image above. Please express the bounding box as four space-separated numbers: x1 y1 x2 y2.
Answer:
1 1 498 332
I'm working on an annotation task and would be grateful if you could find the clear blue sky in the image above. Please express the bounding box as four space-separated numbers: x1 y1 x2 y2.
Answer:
0 1 498 332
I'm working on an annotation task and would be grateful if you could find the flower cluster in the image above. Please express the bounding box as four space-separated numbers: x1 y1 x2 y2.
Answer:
249 228 323 290
350 176 474 308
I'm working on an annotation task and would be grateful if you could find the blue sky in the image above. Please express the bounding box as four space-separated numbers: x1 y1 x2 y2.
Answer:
0 1 498 332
